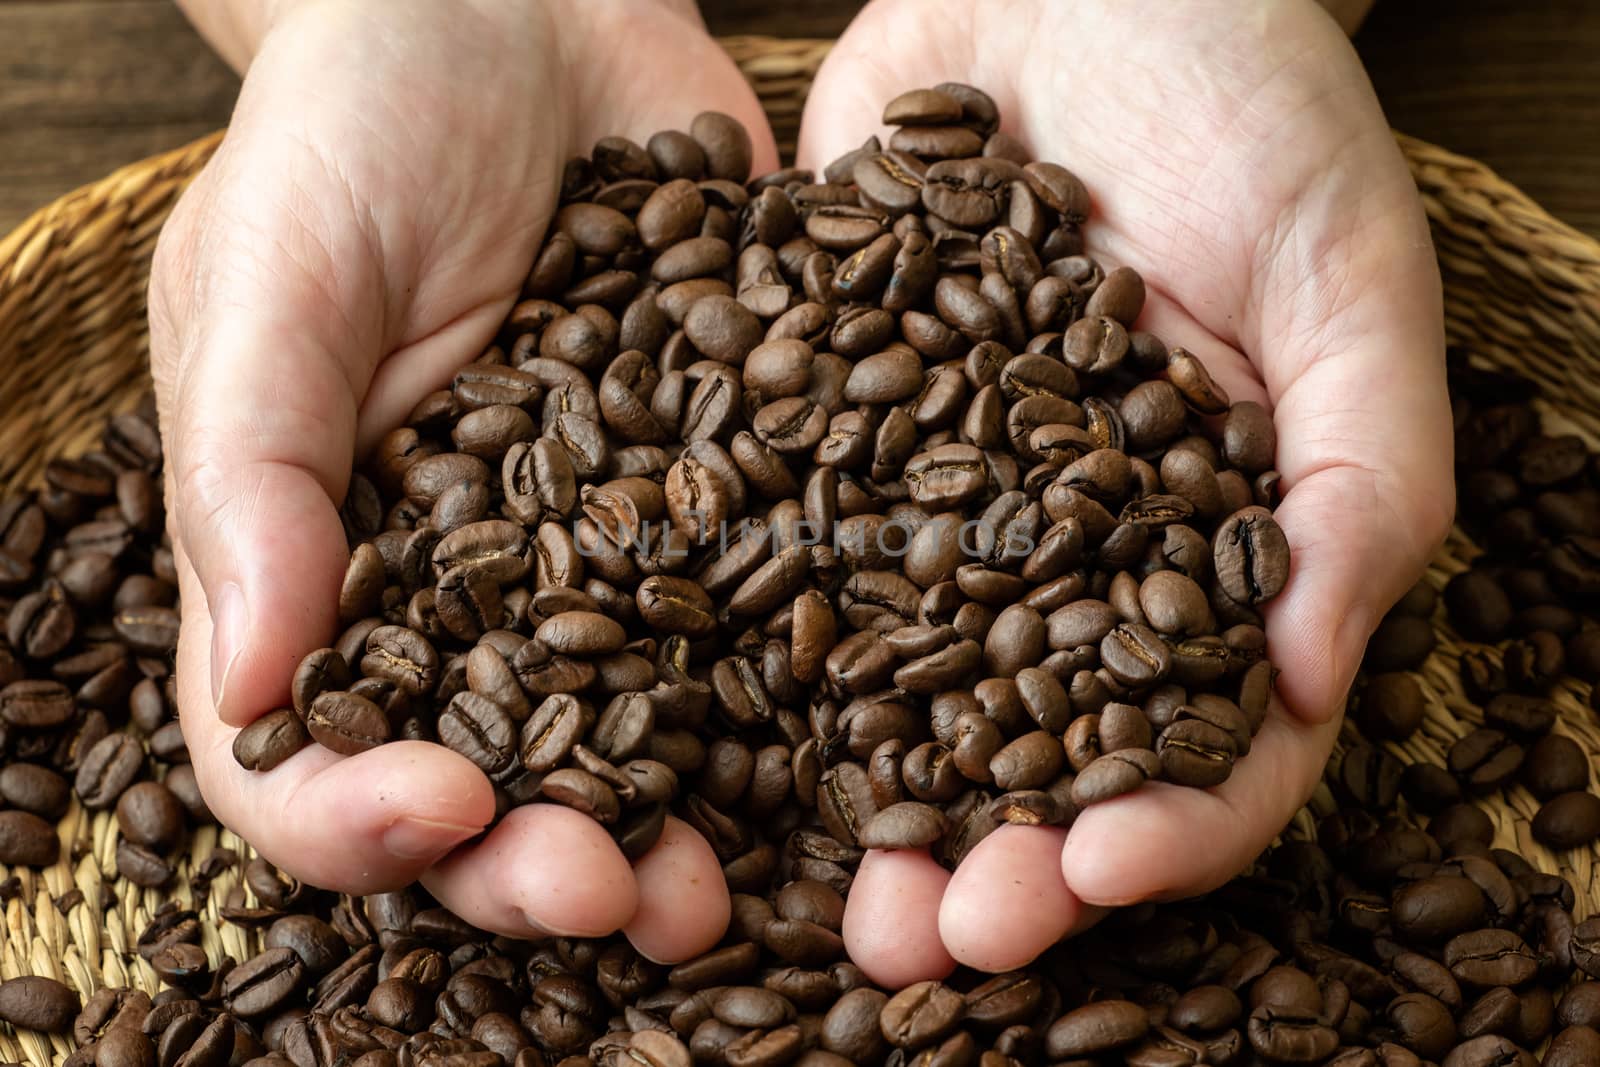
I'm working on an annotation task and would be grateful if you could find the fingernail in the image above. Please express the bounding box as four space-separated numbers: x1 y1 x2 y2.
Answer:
209 581 247 711
382 817 482 861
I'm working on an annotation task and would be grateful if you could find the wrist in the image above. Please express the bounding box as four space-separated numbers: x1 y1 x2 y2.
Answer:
180 0 702 74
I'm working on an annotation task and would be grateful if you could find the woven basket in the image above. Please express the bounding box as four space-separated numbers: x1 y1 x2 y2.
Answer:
2 35 1600 1067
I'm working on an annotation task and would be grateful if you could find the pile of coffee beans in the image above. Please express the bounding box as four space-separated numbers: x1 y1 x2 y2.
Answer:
234 84 1292 872
1434 358 1600 852
0 402 203 889
2 83 1600 1067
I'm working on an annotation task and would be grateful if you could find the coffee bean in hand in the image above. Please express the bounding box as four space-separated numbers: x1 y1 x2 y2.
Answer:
244 95 1297 873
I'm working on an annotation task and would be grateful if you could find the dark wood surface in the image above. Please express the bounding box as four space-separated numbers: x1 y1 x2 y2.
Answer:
0 0 1596 238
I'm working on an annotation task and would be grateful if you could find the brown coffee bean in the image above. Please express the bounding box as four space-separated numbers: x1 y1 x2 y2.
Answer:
0 762 70 819
0 975 80 1033
857 802 949 850
233 709 310 773
75 733 144 809
880 981 966 1050
1533 791 1600 849
115 781 185 852
306 692 390 756
223 948 306 1017
1045 1000 1149 1059
1213 506 1289 604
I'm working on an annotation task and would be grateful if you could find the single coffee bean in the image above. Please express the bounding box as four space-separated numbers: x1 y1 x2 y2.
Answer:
1483 693 1555 738
115 781 186 852
1072 748 1161 807
1523 734 1590 798
233 709 310 772
1390 876 1487 942
879 981 966 1050
1354 672 1426 741
1045 1000 1149 1059
0 809 60 870
223 948 306 1017
1445 570 1514 642
0 762 71 819
1158 719 1236 788
1546 1025 1600 1067
857 802 949 850
306 692 391 756
1213 507 1289 604
0 975 81 1033
1444 930 1539 988
1532 791 1600 849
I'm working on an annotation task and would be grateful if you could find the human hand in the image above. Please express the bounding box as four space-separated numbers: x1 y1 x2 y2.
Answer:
796 0 1454 986
149 0 775 960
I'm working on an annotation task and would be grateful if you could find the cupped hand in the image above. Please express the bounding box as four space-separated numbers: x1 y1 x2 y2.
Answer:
149 0 776 960
796 0 1455 986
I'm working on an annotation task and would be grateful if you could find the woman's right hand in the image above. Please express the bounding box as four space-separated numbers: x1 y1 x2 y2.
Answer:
150 0 776 960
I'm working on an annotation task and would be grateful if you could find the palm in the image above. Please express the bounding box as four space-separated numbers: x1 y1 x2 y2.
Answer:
797 0 1452 983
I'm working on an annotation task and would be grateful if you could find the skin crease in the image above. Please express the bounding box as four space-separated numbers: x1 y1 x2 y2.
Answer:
152 0 772 963
797 0 1453 983
154 0 1450 979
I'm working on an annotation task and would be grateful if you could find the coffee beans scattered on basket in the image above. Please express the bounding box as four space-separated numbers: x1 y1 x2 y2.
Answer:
2 83 1600 1067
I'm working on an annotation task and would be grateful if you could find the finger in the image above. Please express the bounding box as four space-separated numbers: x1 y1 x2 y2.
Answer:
174 549 493 891
842 849 957 989
623 816 732 963
421 804 640 939
564 3 780 179
1061 698 1340 905
1249 131 1454 724
151 150 389 729
939 826 1100 973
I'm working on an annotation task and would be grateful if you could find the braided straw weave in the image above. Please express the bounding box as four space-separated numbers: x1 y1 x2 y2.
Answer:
1 36 1599 1066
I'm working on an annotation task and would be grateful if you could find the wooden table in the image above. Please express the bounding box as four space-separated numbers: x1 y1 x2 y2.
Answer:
2 0 1596 237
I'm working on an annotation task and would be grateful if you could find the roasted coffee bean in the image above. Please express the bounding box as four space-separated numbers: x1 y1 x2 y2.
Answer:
0 975 80 1033
1522 734 1590 799
1354 672 1426 741
1445 571 1513 642
1045 1000 1149 1059
306 692 391 756
1337 744 1404 809
1483 693 1555 738
1073 748 1160 806
1158 719 1236 788
1391 877 1487 942
1213 507 1289 604
223 948 306 1016
857 802 949 850
115 781 185 852
1546 1025 1600 1067
75 733 144 808
1532 791 1600 849
1444 930 1539 988
0 762 71 819
880 982 966 1050
232 710 310 773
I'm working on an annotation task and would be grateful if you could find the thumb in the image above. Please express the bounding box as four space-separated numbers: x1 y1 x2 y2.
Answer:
151 152 384 728
1250 144 1455 725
